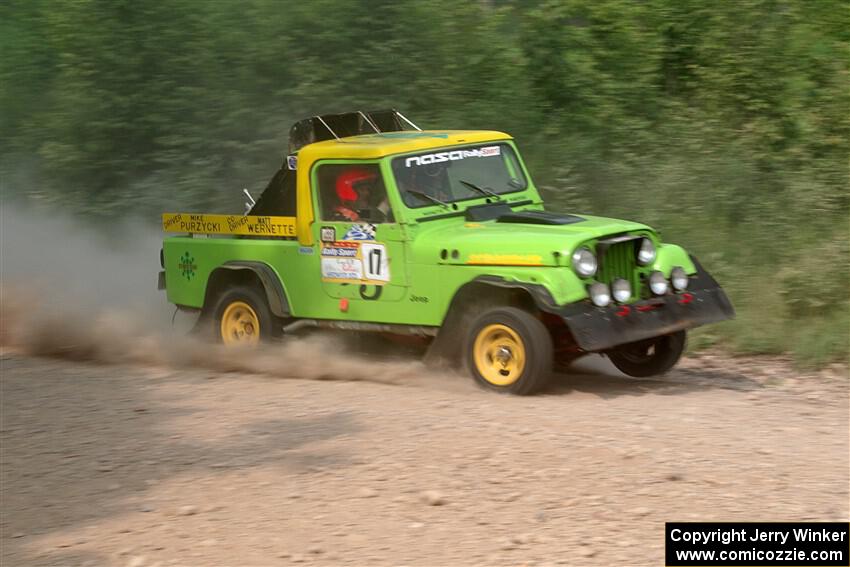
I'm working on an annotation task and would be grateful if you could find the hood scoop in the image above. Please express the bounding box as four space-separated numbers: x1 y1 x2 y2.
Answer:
465 203 514 221
496 210 585 226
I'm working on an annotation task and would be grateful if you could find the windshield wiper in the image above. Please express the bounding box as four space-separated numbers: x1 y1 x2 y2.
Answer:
407 189 449 208
460 179 501 200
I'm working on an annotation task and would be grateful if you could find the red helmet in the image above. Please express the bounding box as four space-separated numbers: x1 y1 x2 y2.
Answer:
336 168 376 203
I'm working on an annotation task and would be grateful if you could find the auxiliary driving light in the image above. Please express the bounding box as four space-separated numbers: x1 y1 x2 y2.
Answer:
671 266 689 291
612 278 632 303
589 282 611 307
637 238 656 266
572 247 598 277
649 271 669 295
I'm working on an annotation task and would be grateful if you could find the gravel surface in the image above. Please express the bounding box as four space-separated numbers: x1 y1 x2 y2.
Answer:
1 352 847 566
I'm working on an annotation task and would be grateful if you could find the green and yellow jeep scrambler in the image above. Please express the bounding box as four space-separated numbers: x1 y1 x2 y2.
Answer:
160 110 734 394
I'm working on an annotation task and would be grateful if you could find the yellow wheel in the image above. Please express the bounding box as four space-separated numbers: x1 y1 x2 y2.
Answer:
465 307 552 395
211 285 277 346
473 324 526 386
219 300 260 345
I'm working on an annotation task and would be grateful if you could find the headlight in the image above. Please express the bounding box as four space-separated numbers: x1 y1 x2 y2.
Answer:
671 267 689 291
649 271 668 295
588 282 611 307
572 247 597 277
637 238 656 266
611 278 631 303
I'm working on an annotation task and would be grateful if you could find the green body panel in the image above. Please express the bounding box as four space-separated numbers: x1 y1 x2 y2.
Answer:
164 234 594 325
162 136 700 328
407 213 653 265
653 243 695 276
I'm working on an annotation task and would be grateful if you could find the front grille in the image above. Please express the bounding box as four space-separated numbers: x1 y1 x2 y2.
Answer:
597 239 639 292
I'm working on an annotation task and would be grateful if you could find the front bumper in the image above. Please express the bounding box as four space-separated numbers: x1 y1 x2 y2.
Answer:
557 257 734 352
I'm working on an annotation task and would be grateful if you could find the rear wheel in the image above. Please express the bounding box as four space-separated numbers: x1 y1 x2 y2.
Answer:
212 285 277 345
607 330 686 377
465 307 553 395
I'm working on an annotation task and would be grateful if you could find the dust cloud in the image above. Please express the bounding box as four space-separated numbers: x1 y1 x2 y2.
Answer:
0 203 457 389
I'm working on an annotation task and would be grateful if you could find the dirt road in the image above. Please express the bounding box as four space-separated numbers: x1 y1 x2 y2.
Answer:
1 351 847 567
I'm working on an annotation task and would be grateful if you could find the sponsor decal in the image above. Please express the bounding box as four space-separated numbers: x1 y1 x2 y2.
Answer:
298 246 314 255
162 213 296 237
320 226 336 242
409 294 429 303
178 252 197 281
321 257 363 282
404 146 501 168
320 241 390 285
342 223 376 241
321 241 359 258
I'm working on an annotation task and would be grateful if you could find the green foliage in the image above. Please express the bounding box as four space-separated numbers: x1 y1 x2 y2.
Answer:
790 307 850 369
1 0 847 364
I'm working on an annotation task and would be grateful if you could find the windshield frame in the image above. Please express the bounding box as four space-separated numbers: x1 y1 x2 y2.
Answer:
390 141 529 210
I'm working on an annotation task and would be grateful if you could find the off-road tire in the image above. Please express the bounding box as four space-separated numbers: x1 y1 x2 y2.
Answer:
607 330 686 377
464 307 553 395
211 285 278 345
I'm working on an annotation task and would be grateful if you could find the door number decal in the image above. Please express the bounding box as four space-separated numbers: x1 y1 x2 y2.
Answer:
361 243 390 282
321 241 390 284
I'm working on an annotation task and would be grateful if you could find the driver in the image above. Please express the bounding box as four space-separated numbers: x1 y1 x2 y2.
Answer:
333 168 377 222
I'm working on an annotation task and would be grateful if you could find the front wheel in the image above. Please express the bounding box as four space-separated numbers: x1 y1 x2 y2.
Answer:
465 307 553 395
607 330 686 377
212 285 278 345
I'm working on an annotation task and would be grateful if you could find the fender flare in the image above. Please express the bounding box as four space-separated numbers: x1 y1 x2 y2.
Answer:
425 276 557 366
439 275 560 330
212 261 290 317
455 275 559 313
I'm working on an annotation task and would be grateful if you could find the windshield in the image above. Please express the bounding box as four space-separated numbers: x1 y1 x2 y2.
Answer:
392 142 527 208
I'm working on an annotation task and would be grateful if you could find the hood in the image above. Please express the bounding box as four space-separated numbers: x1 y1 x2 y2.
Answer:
410 213 653 266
